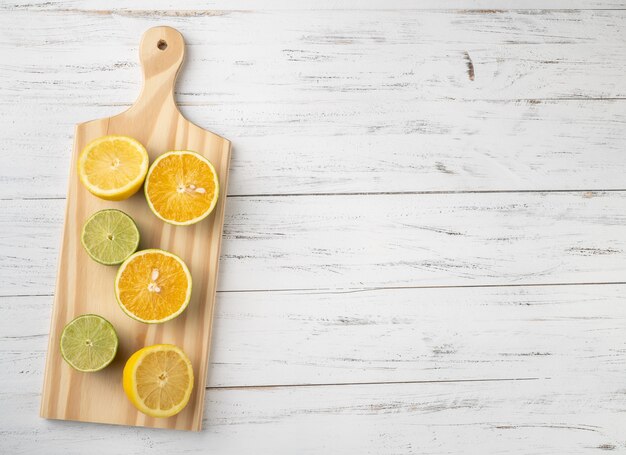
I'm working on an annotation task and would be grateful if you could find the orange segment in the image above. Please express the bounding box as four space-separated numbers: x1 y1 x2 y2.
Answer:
145 151 219 225
115 249 192 323
78 135 149 201
123 344 194 418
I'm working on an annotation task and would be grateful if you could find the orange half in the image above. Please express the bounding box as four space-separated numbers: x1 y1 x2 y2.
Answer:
145 151 220 225
115 249 192 323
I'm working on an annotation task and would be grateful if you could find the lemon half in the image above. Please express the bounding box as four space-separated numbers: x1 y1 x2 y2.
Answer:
78 135 149 201
123 344 194 418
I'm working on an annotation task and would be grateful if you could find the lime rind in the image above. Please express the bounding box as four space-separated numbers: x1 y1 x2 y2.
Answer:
81 209 140 265
60 314 119 372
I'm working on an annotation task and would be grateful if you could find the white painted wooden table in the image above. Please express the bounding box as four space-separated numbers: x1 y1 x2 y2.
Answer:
2 1 626 453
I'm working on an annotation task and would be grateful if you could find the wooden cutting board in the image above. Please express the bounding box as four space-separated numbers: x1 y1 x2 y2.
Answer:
40 26 231 431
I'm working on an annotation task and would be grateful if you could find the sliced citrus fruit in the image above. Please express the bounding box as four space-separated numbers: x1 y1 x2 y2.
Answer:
81 209 140 265
115 249 192 323
144 151 219 225
60 314 118 372
78 135 149 201
123 344 194 418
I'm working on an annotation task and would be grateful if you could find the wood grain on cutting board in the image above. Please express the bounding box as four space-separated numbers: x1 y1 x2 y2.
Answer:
40 26 231 431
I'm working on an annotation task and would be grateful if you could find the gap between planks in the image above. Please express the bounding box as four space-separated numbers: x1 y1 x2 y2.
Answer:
6 280 626 299
11 99 626 108
5 7 626 14
2 188 626 201
207 377 542 391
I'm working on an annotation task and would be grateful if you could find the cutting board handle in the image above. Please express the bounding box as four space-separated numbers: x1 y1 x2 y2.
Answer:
131 26 185 114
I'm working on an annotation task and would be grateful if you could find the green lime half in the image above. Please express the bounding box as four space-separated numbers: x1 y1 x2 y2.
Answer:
60 314 119 372
81 209 140 265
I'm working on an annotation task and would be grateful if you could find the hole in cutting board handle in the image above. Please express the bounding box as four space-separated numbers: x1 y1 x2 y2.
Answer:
132 27 185 112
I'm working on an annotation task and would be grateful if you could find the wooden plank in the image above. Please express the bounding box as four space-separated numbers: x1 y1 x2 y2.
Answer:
3 100 626 199
4 0 626 10
4 280 626 449
2 192 626 296
2 284 625 389
1 378 624 453
3 284 624 450
4 41 626 105
39 27 231 431
2 10 626 104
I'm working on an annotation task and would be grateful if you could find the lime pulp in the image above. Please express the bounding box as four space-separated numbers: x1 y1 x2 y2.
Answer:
81 209 140 265
60 314 118 372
